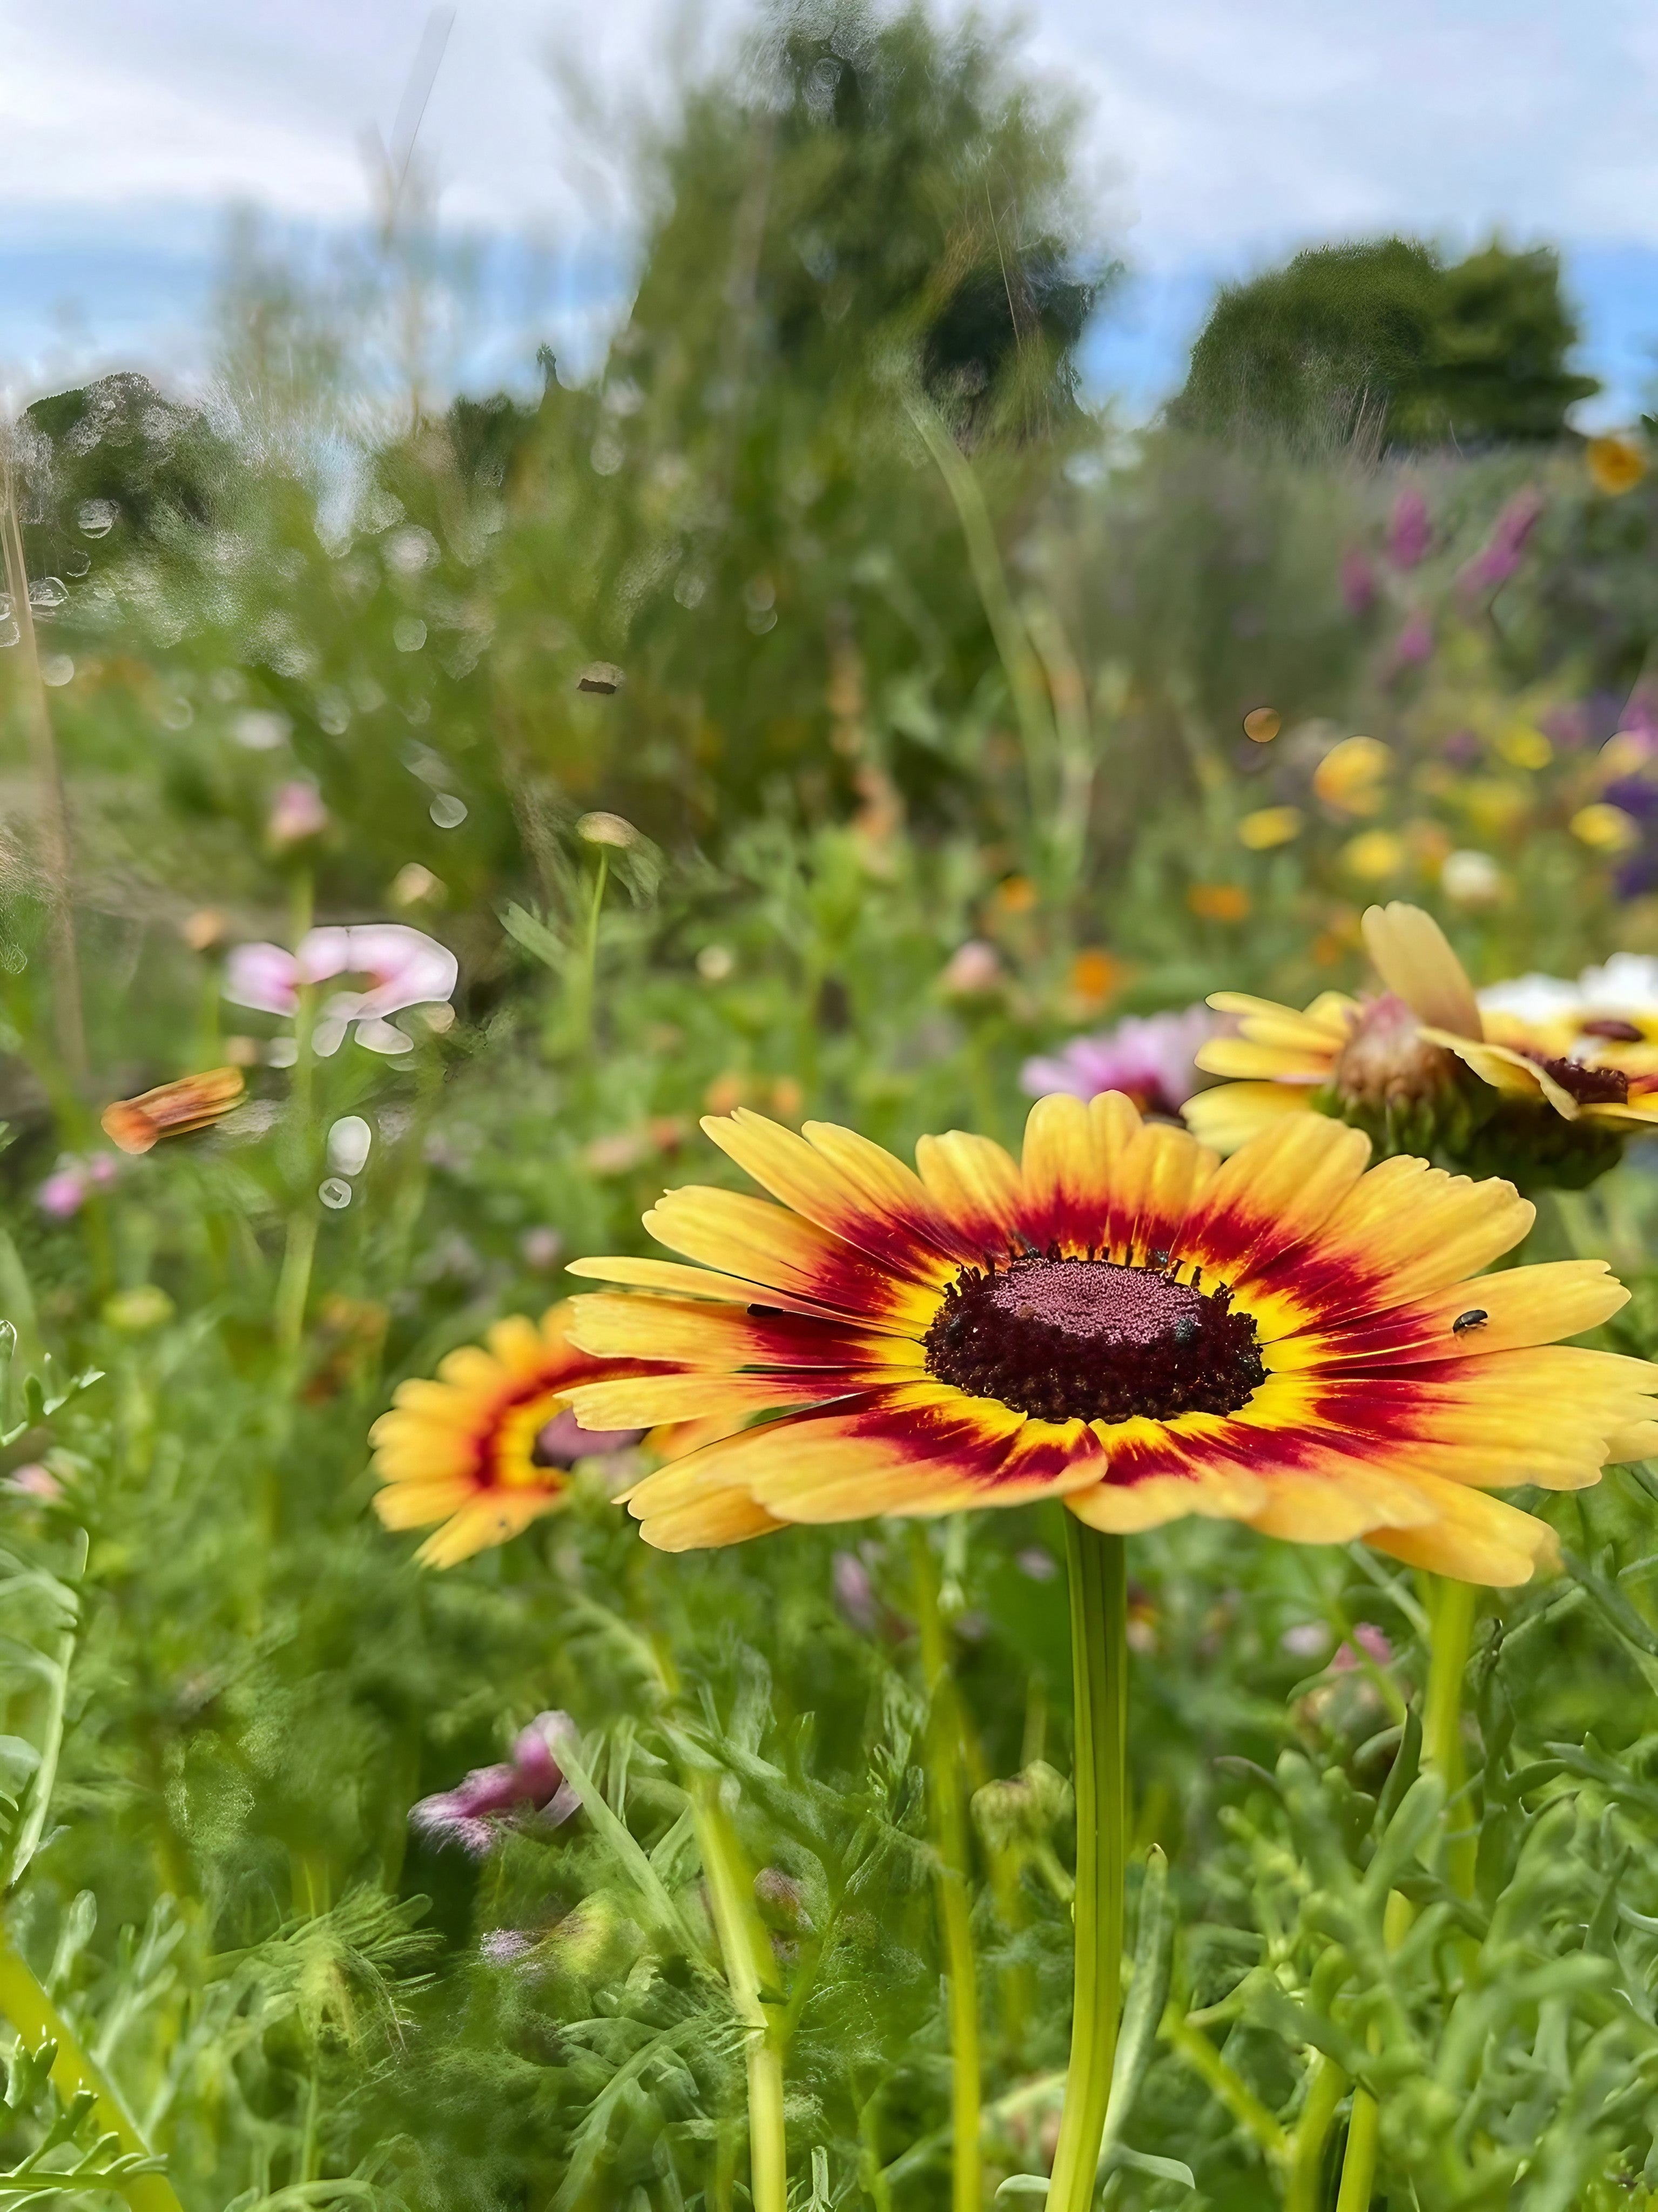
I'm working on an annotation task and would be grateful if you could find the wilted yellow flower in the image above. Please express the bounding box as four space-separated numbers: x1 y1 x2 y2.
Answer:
1242 707 1281 744
1572 804 1641 854
1588 436 1647 497
1313 736 1392 815
1342 831 1405 882
1239 806 1303 851
577 811 641 849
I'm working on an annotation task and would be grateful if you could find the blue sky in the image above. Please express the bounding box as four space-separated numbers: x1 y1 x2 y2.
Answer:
6 0 1658 421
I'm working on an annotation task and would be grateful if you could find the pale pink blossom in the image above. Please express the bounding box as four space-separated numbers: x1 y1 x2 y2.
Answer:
1022 1006 1218 1118
224 925 457 1057
36 1154 119 1219
268 781 329 848
6 1465 62 1502
939 940 1003 999
1386 487 1432 570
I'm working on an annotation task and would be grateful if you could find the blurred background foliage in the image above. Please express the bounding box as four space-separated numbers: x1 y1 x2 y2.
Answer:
5 0 1658 2203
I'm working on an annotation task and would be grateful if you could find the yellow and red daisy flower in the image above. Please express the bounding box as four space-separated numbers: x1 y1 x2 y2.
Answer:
558 1099 1656 1583
1184 901 1658 1171
370 1302 655 1567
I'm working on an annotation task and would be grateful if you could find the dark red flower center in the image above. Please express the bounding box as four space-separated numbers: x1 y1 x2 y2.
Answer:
923 1252 1264 1424
1529 1054 1629 1107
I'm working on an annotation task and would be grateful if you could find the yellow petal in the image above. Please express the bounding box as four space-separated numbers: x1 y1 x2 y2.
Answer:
914 1129 1026 1255
1361 903 1482 1039
1183 1083 1318 1156
564 1372 858 1427
1364 1476 1559 1587
702 1110 955 1285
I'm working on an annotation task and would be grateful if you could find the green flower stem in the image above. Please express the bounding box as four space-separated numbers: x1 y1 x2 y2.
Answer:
1333 1890 1415 2210
574 849 609 1054
1424 1574 1479 1897
689 1776 787 2212
908 1525 982 2212
1285 2054 1346 2212
0 1929 181 2212
1163 2013 1287 2164
274 872 320 1367
1047 1516 1128 2212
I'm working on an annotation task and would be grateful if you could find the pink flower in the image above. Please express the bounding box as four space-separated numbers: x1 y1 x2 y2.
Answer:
1022 1006 1218 1118
6 1465 62 1502
1339 551 1377 615
225 924 458 1057
1461 489 1544 594
37 1168 89 1219
1386 488 1431 570
1332 1622 1394 1673
1390 611 1434 670
410 1712 579 1857
268 781 329 849
939 940 1003 999
36 1154 119 1218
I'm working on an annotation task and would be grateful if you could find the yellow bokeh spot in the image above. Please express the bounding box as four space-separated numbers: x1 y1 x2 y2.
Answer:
1571 802 1641 854
1243 706 1281 743
1313 734 1393 814
1588 435 1648 497
1188 883 1251 923
1341 830 1406 881
994 874 1039 915
1238 805 1304 851
1495 724 1553 771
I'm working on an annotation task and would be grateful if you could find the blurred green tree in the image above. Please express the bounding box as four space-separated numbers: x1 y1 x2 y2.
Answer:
495 0 1107 844
1174 237 1598 451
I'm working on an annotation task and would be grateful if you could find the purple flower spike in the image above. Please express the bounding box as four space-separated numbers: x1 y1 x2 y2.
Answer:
410 1711 581 1857
1386 488 1432 570
1340 550 1377 615
1461 489 1544 594
1021 1006 1219 1119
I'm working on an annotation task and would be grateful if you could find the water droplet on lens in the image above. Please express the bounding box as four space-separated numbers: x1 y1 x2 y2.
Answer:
429 793 467 828
62 550 91 577
28 578 67 610
0 619 18 650
77 500 116 538
40 656 73 687
318 1177 353 1210
393 616 427 652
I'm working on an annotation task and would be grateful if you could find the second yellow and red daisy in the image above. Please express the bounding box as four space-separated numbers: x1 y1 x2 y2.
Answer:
1185 901 1658 1178
560 1097 1656 1583
370 1302 653 1567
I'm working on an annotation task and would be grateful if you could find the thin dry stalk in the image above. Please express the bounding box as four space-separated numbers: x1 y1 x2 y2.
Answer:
0 436 87 1088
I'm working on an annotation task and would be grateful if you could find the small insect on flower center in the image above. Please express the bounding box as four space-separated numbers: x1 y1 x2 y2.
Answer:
923 1251 1265 1425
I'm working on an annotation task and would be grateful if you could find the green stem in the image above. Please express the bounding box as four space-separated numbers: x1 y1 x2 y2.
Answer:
1333 1890 1414 2210
1164 2013 1287 2163
690 1777 787 2212
1424 1575 1478 1897
576 850 609 1053
909 1525 981 2212
1286 2054 1346 2212
0 1930 182 2211
1048 1517 1128 2212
